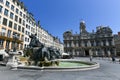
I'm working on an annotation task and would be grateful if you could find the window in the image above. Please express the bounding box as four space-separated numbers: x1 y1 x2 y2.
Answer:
15 15 18 22
17 33 20 39
11 5 14 11
28 26 30 29
19 18 22 24
17 2 19 6
8 21 13 28
26 24 28 28
10 12 14 19
0 16 1 24
0 0 3 3
28 38 29 42
6 1 10 7
14 23 17 30
1 28 6 36
21 35 24 41
13 32 17 36
4 9 9 16
18 26 21 31
25 31 27 35
2 18 7 26
0 5 3 13
25 37 27 42
0 39 4 48
11 41 15 49
7 30 11 38
22 27 24 33
23 20 25 26
20 11 22 17
12 0 15 3
28 32 30 35
24 44 26 48
23 14 25 18
16 8 19 14
6 40 10 48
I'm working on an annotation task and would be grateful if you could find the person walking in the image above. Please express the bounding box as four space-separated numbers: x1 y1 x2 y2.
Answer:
111 56 116 63
90 55 92 61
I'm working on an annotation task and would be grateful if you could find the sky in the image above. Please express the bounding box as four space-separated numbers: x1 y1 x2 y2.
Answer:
21 0 120 42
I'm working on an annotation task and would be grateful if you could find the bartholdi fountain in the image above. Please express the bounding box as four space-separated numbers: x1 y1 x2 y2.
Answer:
24 33 61 67
7 34 99 71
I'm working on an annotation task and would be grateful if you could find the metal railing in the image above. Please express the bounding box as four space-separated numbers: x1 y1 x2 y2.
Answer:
0 32 6 37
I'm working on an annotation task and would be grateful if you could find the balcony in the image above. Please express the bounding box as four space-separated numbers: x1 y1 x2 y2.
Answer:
0 32 6 37
0 32 23 43
0 32 13 40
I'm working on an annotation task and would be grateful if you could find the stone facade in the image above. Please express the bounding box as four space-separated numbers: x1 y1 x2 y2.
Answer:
63 21 116 57
0 0 64 52
114 32 120 56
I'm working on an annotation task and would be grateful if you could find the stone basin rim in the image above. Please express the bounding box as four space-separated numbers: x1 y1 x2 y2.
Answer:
13 59 100 71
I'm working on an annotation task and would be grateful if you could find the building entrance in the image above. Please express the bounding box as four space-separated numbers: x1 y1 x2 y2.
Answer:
0 55 3 61
85 50 89 56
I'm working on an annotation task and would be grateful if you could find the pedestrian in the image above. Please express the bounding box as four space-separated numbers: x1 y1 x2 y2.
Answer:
112 56 116 63
90 55 92 61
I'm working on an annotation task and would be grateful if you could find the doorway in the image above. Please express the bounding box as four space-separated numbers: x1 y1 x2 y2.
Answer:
85 50 89 56
0 55 3 61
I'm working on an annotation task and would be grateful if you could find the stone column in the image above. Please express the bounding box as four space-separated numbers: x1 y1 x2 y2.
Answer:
107 50 111 57
72 41 74 47
101 41 103 46
82 50 85 56
67 42 70 47
77 51 79 56
89 49 93 56
114 48 116 56
72 49 75 56
101 49 105 57
106 39 109 46
87 40 91 47
9 41 12 49
81 41 84 47
3 40 6 49
76 42 79 47
94 41 96 46
112 39 115 46
95 50 98 56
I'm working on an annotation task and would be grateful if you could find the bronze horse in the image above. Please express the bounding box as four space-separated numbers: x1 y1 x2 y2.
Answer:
25 34 61 65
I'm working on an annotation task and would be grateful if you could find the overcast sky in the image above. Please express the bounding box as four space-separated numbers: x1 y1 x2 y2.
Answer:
21 0 120 41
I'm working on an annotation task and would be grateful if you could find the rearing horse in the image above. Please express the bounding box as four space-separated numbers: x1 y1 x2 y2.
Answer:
29 34 42 48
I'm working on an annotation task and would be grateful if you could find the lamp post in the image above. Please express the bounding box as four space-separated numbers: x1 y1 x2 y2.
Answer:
13 33 18 52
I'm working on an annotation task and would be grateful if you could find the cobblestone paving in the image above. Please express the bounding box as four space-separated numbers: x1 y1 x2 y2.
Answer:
0 58 120 80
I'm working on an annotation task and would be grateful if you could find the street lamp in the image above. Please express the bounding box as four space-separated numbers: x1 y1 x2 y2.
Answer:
13 33 18 52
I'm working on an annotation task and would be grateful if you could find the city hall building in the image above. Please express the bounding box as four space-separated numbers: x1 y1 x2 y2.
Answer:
63 21 116 57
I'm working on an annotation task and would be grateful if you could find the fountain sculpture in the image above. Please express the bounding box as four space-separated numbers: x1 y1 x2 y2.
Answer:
24 34 61 66
7 34 99 71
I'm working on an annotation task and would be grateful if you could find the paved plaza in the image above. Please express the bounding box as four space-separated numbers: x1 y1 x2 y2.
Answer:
0 58 120 80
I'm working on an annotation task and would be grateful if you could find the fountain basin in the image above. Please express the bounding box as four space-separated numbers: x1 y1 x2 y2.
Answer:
16 59 100 71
